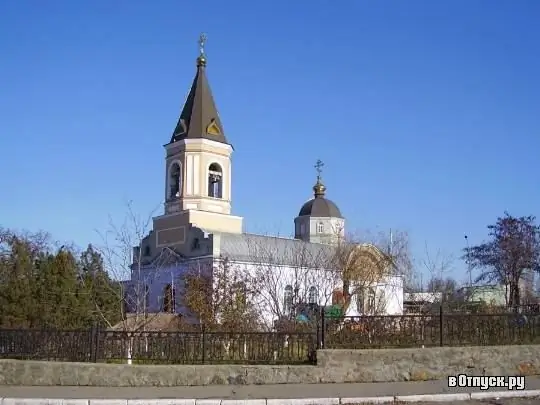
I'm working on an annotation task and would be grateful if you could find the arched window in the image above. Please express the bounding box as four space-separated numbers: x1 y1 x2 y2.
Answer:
308 286 318 304
356 288 365 313
169 162 182 199
283 285 293 316
233 282 247 308
331 289 344 305
208 163 223 198
317 222 324 234
378 289 386 312
163 284 175 313
367 288 376 314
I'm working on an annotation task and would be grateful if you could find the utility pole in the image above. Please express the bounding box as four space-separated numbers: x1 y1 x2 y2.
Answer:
464 235 472 287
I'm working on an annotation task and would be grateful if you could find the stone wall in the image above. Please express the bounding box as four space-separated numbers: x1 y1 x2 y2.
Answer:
1 345 538 386
316 345 540 383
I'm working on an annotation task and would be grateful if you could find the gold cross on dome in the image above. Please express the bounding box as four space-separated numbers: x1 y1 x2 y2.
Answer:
314 159 324 178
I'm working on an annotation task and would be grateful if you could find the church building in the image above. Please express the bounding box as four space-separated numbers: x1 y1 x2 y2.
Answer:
123 36 404 327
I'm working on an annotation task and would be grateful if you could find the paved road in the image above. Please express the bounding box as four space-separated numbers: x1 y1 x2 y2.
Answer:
411 400 540 405
0 378 539 400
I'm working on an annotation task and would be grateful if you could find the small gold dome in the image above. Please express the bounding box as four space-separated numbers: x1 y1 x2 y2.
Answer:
313 179 326 197
196 55 207 67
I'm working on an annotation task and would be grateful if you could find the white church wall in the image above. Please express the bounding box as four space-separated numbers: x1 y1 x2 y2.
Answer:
385 275 404 314
308 217 345 238
125 263 187 313
344 275 404 317
227 259 339 328
226 259 403 328
125 258 213 316
123 254 404 328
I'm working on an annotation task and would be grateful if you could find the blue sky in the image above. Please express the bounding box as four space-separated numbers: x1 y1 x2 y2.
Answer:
1 0 539 286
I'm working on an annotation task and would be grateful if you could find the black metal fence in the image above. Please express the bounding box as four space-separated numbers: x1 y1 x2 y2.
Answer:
0 328 317 365
321 307 540 349
1 309 539 364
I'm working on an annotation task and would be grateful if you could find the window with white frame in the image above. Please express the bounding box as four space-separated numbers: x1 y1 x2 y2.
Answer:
308 286 318 304
378 289 386 312
367 288 376 314
284 285 293 315
356 288 364 313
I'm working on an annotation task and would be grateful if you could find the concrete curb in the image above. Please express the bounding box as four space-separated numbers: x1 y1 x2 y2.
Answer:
2 391 540 405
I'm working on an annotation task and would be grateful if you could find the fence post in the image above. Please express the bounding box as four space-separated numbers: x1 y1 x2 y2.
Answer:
90 323 100 362
201 324 206 364
316 310 320 350
95 323 102 362
439 305 444 347
89 324 96 362
320 308 325 349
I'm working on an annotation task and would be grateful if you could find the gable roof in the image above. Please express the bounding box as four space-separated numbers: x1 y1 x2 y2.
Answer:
217 232 334 267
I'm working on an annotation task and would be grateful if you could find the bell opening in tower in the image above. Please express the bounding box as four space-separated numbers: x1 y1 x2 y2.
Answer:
208 163 223 198
169 162 182 199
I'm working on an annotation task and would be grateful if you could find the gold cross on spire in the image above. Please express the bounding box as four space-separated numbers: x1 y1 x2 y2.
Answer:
198 33 207 56
196 33 208 67
314 159 324 179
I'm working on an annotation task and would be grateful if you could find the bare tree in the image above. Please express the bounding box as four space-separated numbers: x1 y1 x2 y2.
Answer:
465 212 540 308
0 227 52 259
182 256 261 331
179 256 264 362
93 200 169 363
332 230 410 316
243 235 339 330
180 228 410 331
420 243 459 305
237 229 412 326
422 243 454 283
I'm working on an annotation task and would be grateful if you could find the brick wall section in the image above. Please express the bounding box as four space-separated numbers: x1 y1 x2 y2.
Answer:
1 345 539 386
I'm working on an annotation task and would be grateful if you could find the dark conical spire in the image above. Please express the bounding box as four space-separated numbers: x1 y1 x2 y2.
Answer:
170 34 228 145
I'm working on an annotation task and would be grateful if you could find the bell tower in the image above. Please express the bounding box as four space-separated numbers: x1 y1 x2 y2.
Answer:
153 34 243 248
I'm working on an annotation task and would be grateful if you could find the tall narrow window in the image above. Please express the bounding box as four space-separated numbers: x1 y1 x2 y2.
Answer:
308 286 318 304
208 163 223 198
191 238 200 251
233 282 247 309
356 288 365 313
332 289 344 305
317 222 324 234
378 289 386 313
284 285 293 316
163 284 174 313
169 162 181 199
367 288 376 314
